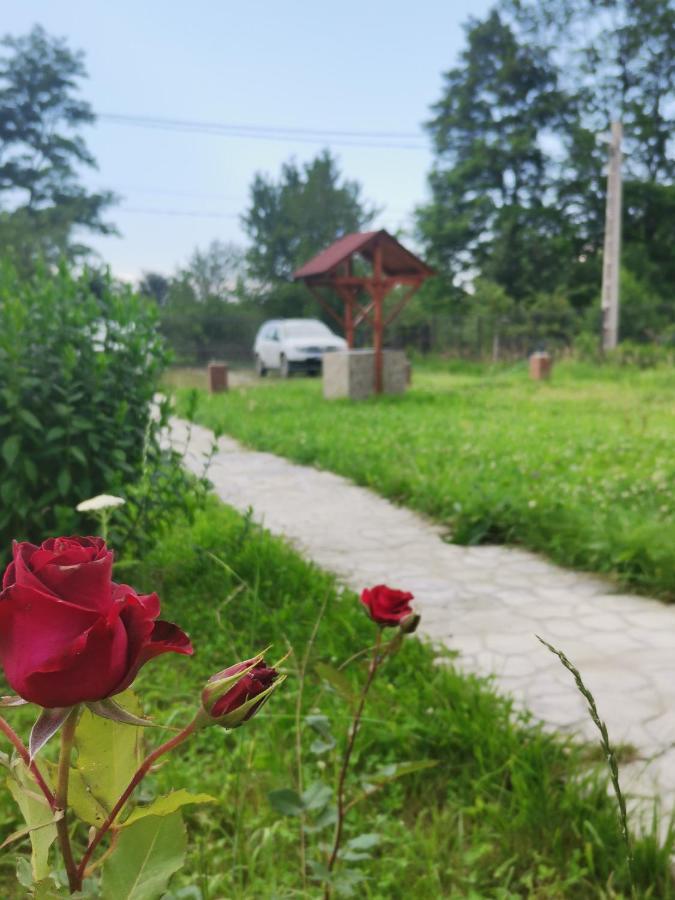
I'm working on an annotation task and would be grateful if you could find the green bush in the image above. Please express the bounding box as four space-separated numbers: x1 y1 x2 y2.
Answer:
575 333 674 368
607 341 674 368
0 262 168 558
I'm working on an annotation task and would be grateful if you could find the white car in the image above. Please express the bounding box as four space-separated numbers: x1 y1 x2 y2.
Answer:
253 319 347 377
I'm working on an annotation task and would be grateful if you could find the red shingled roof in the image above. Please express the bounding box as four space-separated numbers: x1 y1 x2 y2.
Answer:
293 229 433 280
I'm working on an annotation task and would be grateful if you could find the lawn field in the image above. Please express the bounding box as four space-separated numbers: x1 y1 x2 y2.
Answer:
175 361 675 600
1 501 670 897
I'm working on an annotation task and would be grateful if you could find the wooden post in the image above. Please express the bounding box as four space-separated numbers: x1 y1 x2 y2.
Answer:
344 259 355 348
345 290 354 348
529 352 552 380
373 289 383 393
373 241 384 394
208 361 228 393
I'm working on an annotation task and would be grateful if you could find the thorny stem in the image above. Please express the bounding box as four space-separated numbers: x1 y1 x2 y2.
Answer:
0 716 55 808
55 707 81 893
76 717 199 881
324 629 383 898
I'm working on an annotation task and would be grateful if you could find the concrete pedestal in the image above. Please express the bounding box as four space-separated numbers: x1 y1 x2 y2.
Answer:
323 350 408 400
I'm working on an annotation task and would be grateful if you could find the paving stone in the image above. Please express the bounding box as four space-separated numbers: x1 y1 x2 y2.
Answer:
170 417 675 813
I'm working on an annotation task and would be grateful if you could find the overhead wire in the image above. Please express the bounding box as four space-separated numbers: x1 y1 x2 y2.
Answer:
119 206 240 219
96 112 427 151
96 112 426 219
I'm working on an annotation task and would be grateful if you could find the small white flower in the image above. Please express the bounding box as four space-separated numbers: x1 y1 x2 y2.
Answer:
76 494 126 513
528 499 537 508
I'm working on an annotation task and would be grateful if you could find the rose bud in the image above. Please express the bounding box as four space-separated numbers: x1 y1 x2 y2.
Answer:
199 652 285 729
360 584 417 628
0 537 192 708
400 612 421 634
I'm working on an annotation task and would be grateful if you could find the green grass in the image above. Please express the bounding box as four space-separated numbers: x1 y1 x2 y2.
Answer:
176 360 675 599
2 500 671 897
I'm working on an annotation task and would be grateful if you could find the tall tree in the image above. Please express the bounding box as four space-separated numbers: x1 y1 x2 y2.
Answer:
180 240 244 302
417 11 571 300
508 0 675 310
138 271 171 307
511 0 675 181
420 0 674 331
241 150 376 316
0 25 115 269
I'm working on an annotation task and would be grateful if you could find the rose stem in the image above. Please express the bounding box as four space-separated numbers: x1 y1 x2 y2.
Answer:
55 707 81 893
337 634 399 672
0 716 56 809
76 717 199 881
324 628 383 898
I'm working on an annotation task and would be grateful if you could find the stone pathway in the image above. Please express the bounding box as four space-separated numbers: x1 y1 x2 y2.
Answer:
171 417 675 815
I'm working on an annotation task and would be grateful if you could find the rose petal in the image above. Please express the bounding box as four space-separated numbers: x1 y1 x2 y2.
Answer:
361 585 414 626
0 582 99 696
112 616 193 696
30 539 113 613
22 615 129 708
2 558 17 591
112 585 160 619
6 543 55 598
31 537 106 571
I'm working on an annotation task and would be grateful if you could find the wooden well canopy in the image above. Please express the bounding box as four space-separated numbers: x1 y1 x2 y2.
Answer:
293 229 434 393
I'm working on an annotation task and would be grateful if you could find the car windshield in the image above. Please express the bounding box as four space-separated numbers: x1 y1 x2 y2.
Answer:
282 321 332 339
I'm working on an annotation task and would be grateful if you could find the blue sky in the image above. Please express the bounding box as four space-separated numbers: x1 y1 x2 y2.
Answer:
4 1 493 280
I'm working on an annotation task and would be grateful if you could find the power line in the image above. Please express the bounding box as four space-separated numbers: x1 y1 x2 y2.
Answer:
112 183 240 201
96 112 427 151
119 206 240 219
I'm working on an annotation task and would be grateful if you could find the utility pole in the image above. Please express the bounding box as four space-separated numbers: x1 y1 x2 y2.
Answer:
601 121 623 351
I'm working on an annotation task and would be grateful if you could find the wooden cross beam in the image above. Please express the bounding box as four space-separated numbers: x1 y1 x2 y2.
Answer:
383 281 423 327
306 286 345 330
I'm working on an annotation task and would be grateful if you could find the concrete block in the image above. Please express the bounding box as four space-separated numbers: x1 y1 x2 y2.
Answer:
323 350 408 400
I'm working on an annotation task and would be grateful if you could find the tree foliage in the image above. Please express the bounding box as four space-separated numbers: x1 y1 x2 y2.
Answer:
0 25 115 270
417 0 675 345
0 262 167 557
142 242 262 366
241 150 377 317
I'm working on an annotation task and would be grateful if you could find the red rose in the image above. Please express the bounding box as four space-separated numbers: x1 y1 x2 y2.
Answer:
201 655 281 728
360 584 416 628
0 537 192 708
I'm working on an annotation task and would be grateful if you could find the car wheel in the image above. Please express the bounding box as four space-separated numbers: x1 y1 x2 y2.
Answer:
255 355 268 377
279 354 290 378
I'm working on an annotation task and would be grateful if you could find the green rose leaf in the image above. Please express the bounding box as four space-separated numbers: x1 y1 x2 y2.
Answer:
342 832 382 861
301 780 332 812
101 811 186 900
73 691 143 814
267 788 304 817
314 663 356 704
121 790 216 828
306 714 335 754
6 760 58 882
369 759 439 784
346 833 381 851
44 762 109 828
